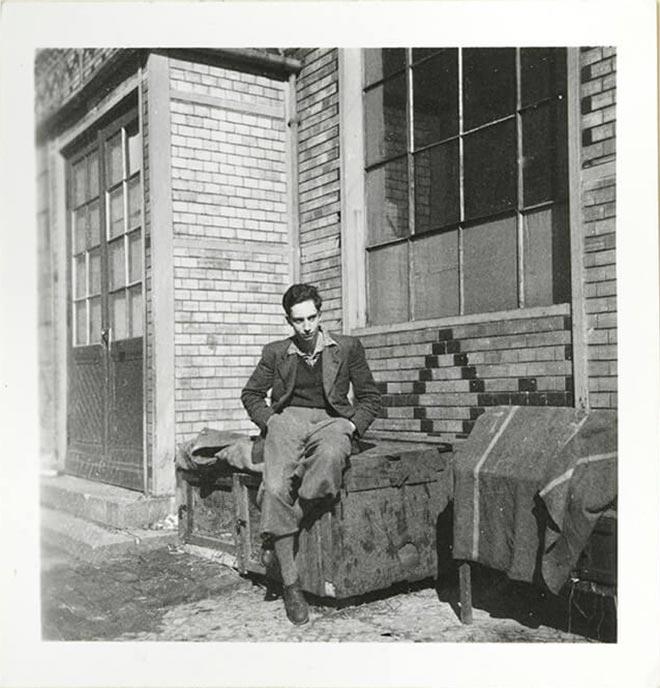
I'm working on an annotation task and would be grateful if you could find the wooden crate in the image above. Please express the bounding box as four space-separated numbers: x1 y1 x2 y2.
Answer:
179 440 452 600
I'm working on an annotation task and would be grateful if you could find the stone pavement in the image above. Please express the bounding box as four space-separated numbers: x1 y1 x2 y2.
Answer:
41 542 614 642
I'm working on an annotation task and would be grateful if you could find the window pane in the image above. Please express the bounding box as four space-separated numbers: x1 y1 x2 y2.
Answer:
88 200 100 247
464 120 517 220
72 159 87 207
109 238 126 290
129 285 143 337
522 100 568 207
414 140 460 233
89 248 101 295
73 207 88 253
364 49 406 86
463 48 516 130
108 185 125 238
523 204 570 306
412 48 442 62
106 132 124 186
367 243 409 325
364 74 407 167
127 125 142 176
463 216 518 314
127 175 141 229
521 48 566 107
89 296 102 344
88 151 99 199
74 254 86 299
366 160 410 245
110 291 128 341
412 230 459 319
75 301 87 346
128 229 142 283
413 49 458 147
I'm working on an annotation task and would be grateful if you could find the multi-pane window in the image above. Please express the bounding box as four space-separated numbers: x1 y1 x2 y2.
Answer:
363 48 571 325
70 118 143 346
105 122 143 342
71 148 102 346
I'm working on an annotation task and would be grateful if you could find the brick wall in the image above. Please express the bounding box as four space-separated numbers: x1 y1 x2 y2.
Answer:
290 46 618 444
168 57 291 440
295 49 343 331
35 49 124 125
362 307 573 445
580 47 616 409
33 47 618 475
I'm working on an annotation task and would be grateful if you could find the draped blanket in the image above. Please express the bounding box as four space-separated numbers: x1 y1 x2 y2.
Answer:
453 406 616 593
175 427 264 475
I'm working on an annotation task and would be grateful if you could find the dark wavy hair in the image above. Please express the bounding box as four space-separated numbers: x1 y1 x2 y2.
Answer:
282 283 322 317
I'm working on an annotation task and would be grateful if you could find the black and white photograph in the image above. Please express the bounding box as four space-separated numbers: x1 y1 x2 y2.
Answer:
1 1 658 687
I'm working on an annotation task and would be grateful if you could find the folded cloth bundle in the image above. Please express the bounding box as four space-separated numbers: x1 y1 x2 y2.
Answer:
175 427 264 473
215 436 264 473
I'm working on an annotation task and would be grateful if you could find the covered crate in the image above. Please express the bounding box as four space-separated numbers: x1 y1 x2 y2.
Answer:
179 440 452 599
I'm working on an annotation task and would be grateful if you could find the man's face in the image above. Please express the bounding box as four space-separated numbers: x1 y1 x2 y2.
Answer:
287 299 321 346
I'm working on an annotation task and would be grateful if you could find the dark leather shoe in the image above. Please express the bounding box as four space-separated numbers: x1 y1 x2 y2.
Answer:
282 580 309 625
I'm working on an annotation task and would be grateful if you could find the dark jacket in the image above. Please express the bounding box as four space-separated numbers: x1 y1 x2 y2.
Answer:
241 333 382 437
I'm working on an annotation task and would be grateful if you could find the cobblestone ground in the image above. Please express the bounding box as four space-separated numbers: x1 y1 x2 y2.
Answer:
41 543 613 642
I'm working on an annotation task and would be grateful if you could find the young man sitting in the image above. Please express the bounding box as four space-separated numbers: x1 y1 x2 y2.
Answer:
241 283 381 624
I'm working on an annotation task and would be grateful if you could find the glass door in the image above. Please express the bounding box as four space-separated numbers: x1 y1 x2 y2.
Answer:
66 106 145 491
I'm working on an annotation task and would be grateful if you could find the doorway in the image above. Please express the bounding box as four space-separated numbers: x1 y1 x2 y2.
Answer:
65 106 145 491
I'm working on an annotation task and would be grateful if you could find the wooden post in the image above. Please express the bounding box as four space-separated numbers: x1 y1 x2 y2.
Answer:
338 49 367 332
459 561 473 624
567 47 589 410
233 474 252 574
176 474 191 542
147 52 176 497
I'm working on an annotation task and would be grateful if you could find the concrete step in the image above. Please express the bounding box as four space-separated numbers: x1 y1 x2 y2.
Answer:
41 507 179 563
40 474 175 529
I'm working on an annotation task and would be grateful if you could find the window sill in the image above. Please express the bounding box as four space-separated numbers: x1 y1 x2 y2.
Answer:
350 302 571 337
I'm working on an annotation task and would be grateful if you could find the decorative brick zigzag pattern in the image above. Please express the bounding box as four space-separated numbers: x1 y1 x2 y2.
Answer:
371 314 574 445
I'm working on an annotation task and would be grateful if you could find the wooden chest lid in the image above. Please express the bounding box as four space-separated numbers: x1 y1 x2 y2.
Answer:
343 440 452 493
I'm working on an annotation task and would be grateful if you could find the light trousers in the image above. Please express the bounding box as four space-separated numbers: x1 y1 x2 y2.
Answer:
259 406 354 537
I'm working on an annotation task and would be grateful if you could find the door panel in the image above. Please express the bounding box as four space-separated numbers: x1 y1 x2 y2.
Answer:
69 351 105 444
67 346 107 480
107 338 144 490
66 106 145 491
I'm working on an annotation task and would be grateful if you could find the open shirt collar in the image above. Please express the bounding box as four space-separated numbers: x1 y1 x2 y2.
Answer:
287 328 337 361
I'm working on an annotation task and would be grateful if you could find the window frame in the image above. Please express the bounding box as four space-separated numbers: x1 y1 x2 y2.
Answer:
68 136 103 348
103 111 144 343
351 47 575 329
67 105 144 348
